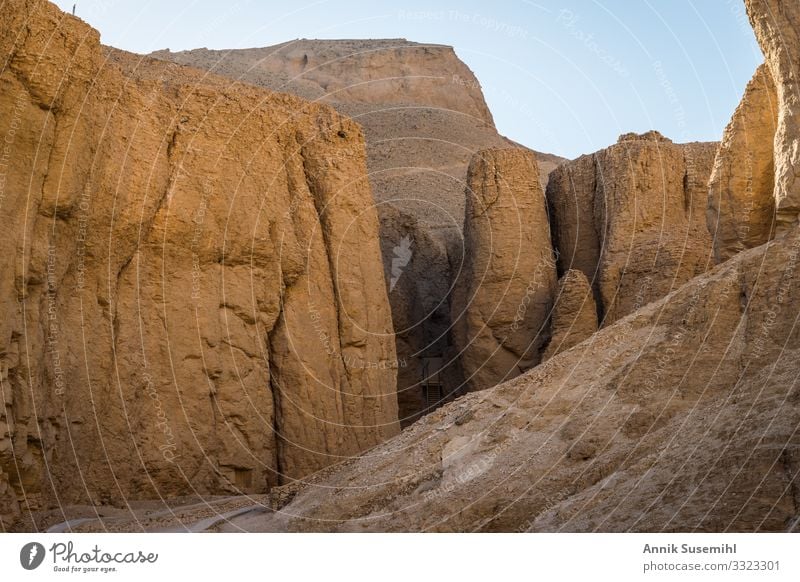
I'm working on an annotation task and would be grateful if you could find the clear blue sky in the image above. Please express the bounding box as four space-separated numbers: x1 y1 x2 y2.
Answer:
53 0 763 159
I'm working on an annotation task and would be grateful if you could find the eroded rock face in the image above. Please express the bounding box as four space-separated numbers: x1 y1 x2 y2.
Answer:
746 0 800 233
0 0 397 528
155 39 495 122
546 154 601 285
452 148 557 391
152 40 564 420
708 64 778 262
378 204 461 426
547 132 717 324
542 269 598 360
221 229 800 533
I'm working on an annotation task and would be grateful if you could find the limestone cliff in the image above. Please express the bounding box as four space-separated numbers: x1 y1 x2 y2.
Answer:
708 63 777 262
547 132 717 324
151 40 564 419
452 148 557 391
0 0 398 528
746 0 800 233
153 40 495 127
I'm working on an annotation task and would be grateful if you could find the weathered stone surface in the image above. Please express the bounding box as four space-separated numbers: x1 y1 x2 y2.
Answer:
0 0 398 528
452 148 557 391
546 153 601 285
542 270 598 360
708 64 777 262
746 0 800 233
548 132 717 324
218 229 800 533
152 41 564 420
155 40 496 126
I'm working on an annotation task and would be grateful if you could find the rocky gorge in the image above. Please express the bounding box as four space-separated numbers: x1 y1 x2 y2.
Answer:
1 0 799 533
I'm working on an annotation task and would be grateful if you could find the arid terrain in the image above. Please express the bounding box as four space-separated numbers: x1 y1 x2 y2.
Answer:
1 0 799 533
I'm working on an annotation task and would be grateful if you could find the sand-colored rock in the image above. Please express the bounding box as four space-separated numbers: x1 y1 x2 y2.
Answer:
216 228 800 533
0 0 398 528
548 132 717 324
708 64 777 262
154 40 495 126
542 270 598 360
451 148 557 391
152 41 564 419
746 0 800 233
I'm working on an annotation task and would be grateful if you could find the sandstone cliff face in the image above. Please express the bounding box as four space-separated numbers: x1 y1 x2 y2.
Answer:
708 64 778 262
452 148 557 391
746 0 800 233
219 229 800 533
0 0 397 528
542 269 598 360
152 41 564 419
547 132 717 324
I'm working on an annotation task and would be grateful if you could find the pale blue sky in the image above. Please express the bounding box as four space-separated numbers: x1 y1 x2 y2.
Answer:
53 0 763 159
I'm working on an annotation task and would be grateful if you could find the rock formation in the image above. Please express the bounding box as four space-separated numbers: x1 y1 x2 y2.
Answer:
452 148 557 391
152 40 564 419
217 229 800 533
0 0 398 528
542 269 598 360
708 63 778 262
154 40 495 127
746 0 800 233
5 0 800 536
546 153 601 285
547 132 717 324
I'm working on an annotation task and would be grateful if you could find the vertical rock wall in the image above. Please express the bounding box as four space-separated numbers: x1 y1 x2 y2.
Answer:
547 132 716 324
708 63 778 262
746 0 800 233
452 148 557 391
0 0 398 527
